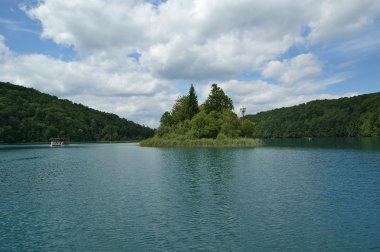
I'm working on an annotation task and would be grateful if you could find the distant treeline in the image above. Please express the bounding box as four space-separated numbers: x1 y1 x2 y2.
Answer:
0 82 154 143
246 92 380 138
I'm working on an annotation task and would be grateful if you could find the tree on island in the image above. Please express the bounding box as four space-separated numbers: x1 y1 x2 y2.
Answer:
204 83 234 113
170 84 199 124
153 84 256 140
187 84 199 119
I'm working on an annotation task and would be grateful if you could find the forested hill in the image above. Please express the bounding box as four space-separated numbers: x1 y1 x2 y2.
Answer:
0 82 154 143
245 92 380 138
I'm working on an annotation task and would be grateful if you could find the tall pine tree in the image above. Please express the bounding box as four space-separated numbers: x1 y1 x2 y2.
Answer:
187 84 199 120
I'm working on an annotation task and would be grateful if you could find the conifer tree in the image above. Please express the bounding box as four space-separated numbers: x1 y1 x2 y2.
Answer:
187 84 199 120
204 84 234 113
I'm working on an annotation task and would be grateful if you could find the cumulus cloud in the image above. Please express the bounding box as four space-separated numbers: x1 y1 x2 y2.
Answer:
308 0 380 41
24 0 380 81
262 53 323 91
25 0 304 80
0 0 379 126
26 0 152 52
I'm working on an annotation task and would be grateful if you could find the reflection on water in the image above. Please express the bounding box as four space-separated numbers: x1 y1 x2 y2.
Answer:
0 140 380 251
263 137 380 150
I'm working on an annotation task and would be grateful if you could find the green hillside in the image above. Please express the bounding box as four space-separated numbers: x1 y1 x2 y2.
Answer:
245 92 380 138
0 82 154 143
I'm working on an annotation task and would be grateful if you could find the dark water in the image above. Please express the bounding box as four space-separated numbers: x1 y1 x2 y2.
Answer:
1 139 380 251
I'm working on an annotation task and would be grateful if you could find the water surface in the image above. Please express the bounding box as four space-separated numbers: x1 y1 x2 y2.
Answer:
1 139 380 251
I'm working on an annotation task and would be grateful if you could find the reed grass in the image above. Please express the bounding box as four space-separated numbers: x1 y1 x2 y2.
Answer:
139 137 262 147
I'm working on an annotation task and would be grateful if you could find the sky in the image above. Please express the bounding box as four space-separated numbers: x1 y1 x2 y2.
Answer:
0 0 380 127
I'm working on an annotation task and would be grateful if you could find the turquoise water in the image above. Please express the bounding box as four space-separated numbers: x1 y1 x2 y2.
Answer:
1 140 380 251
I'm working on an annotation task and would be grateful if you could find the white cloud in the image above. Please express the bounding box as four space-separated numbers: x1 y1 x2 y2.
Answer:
68 91 179 127
24 0 380 81
262 53 323 87
25 0 157 55
25 0 303 80
308 0 380 41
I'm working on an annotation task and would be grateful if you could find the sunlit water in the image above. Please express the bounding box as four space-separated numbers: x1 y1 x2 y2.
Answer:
1 139 380 251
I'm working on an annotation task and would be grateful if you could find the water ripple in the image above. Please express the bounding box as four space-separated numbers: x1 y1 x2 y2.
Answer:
0 141 380 251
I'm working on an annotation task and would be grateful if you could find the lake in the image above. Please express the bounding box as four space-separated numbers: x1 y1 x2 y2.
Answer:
1 139 380 251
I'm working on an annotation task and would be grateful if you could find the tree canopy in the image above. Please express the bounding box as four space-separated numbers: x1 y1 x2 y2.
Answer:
245 92 380 138
0 82 154 143
203 83 234 113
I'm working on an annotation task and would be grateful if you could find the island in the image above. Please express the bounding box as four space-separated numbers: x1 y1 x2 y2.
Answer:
140 84 261 147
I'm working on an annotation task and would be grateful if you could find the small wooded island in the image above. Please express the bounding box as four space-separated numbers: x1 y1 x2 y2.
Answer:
140 84 261 147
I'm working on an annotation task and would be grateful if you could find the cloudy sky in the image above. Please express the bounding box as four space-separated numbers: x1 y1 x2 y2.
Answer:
1 0 380 127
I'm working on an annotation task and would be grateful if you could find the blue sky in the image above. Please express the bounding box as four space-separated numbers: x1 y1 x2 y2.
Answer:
0 0 379 126
0 0 76 59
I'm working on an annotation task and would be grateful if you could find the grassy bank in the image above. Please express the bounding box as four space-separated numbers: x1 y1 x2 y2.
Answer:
139 137 262 147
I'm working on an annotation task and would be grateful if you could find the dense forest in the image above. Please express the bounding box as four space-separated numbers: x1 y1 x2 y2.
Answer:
246 92 380 138
0 82 154 143
141 84 258 147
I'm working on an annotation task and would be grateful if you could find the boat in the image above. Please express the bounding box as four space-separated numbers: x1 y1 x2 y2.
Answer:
50 137 70 147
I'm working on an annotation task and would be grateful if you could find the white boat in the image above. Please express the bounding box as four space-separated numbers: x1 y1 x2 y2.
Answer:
50 137 69 147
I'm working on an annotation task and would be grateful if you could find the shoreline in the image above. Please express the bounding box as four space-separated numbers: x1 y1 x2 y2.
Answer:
139 137 262 148
0 140 141 145
2 137 378 147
